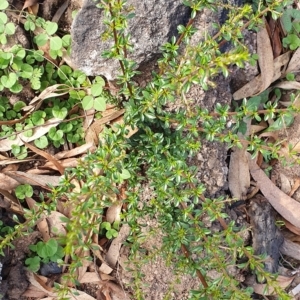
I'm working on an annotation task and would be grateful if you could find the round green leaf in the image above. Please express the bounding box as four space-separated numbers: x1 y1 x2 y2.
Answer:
0 33 7 44
82 95 93 110
13 101 26 112
45 21 58 36
1 72 17 88
10 82 22 93
33 50 44 62
34 136 48 149
15 184 33 199
120 169 131 180
91 83 103 97
67 133 80 143
32 111 46 125
6 109 16 119
25 256 41 272
16 49 26 59
20 64 33 78
5 22 15 35
0 23 4 34
94 76 105 86
34 34 48 47
50 36 62 51
62 34 71 47
60 122 73 133
45 239 58 257
94 96 106 111
52 106 68 119
24 20 35 31
0 1 9 10
48 127 64 141
0 12 7 24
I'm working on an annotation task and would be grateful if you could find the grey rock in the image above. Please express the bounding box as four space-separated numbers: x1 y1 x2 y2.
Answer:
71 0 190 79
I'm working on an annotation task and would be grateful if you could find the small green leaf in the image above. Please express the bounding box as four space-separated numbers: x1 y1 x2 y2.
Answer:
16 49 26 59
45 21 58 35
5 23 15 35
60 123 73 133
50 36 62 51
48 127 64 141
82 95 93 110
94 96 106 111
36 239 58 259
15 184 33 200
67 133 80 143
101 222 111 230
23 124 33 137
34 136 48 149
0 12 7 24
13 101 26 112
246 96 261 110
25 256 41 272
281 11 292 32
57 65 72 80
52 106 68 119
1 73 17 88
20 64 33 78
0 1 9 10
32 111 46 125
286 73 295 81
120 169 131 180
24 20 35 31
62 34 71 47
10 82 22 93
91 83 103 97
34 34 48 46
0 33 7 44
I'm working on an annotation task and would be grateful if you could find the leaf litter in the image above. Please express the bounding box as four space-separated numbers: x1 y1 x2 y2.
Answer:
226 13 300 296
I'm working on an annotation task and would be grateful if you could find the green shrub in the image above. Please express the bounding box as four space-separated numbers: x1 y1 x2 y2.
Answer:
0 0 297 299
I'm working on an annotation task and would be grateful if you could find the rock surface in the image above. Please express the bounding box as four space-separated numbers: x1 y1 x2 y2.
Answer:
71 0 190 79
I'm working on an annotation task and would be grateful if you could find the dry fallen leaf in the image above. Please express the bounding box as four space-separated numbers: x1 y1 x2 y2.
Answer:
79 272 100 284
249 155 300 228
4 171 61 189
46 211 67 237
290 283 300 297
274 81 300 90
25 84 70 111
43 157 80 171
281 238 300 261
26 271 97 300
99 262 113 275
0 118 63 152
105 224 130 269
286 46 300 74
256 23 274 93
22 140 65 175
54 143 96 159
228 126 250 200
279 173 292 195
0 173 21 190
233 23 273 100
106 201 122 224
233 48 291 100
26 197 50 241
253 275 294 295
76 249 91 282
0 188 23 214
228 147 250 199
